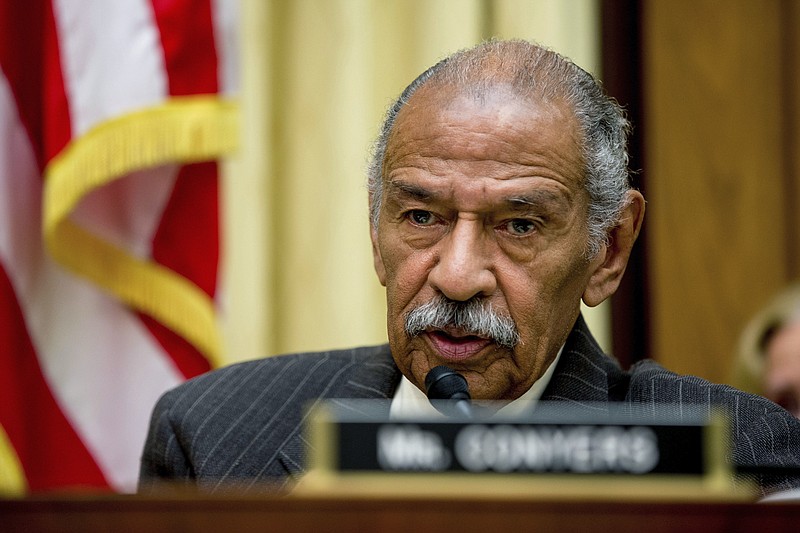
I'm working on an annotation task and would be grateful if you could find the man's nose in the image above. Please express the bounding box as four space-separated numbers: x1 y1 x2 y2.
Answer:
428 218 497 301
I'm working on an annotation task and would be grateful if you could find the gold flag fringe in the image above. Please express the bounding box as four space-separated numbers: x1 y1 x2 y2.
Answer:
43 95 239 367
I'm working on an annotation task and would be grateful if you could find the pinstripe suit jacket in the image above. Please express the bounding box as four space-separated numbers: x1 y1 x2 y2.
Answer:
139 315 800 496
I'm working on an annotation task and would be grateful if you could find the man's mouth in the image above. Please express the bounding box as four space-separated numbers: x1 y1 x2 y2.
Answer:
424 329 493 361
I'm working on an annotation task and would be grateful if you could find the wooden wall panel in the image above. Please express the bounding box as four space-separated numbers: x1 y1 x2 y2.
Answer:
601 0 649 369
642 0 797 383
787 0 800 279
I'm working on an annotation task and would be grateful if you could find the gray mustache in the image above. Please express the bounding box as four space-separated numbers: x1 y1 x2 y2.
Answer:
404 296 520 349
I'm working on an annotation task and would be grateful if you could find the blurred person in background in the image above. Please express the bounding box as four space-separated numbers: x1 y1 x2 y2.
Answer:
735 284 800 418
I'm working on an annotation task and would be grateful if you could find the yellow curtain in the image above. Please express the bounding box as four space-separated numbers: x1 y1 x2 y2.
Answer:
224 0 604 363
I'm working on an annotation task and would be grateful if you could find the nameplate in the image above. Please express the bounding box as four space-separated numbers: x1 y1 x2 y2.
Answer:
306 401 729 479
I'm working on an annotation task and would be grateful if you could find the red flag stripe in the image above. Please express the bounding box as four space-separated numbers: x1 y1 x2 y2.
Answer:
0 0 71 172
151 0 219 96
0 0 46 169
41 0 72 166
141 162 218 378
145 0 221 378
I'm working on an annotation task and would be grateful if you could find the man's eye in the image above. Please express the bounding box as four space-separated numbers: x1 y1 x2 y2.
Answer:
505 219 536 236
407 210 436 226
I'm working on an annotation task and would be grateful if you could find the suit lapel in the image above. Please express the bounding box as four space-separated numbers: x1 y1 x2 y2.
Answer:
274 345 401 481
541 314 628 406
340 344 402 399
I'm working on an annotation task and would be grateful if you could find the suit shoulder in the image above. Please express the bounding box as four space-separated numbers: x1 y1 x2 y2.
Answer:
626 359 800 495
154 344 395 417
626 359 784 412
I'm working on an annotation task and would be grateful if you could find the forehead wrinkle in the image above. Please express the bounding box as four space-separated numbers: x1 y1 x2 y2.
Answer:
388 171 576 201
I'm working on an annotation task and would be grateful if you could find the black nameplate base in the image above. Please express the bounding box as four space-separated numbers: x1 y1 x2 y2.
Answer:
307 401 728 480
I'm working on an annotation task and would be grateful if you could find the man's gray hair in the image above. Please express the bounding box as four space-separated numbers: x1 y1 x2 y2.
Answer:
367 39 632 258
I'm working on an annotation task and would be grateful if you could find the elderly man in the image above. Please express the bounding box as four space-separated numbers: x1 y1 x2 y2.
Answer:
139 40 800 496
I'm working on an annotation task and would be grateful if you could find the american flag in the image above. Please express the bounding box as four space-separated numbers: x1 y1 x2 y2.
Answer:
0 0 238 493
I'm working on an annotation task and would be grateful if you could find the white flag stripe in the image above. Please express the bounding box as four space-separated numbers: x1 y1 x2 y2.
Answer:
212 0 240 96
210 0 237 314
31 268 185 492
0 72 42 293
69 166 178 261
53 0 168 137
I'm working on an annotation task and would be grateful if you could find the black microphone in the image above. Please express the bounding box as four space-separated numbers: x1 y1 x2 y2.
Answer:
424 365 473 418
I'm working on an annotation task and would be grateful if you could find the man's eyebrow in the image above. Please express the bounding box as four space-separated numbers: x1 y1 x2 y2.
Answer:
506 190 566 209
386 180 433 201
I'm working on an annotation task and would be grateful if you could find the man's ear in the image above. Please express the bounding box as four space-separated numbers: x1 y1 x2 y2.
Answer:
370 224 387 287
582 190 645 307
